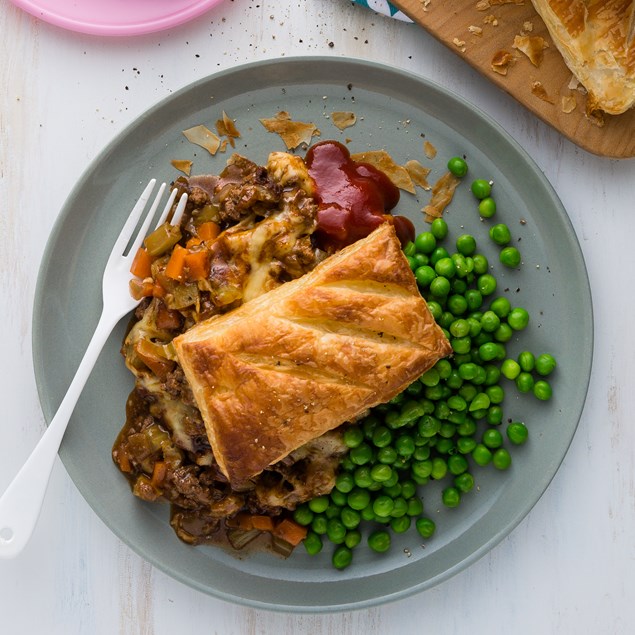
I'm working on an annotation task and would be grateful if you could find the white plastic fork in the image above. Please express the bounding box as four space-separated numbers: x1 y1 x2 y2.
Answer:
0 180 188 558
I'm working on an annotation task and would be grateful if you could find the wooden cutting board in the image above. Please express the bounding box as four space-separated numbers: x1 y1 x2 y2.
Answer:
391 0 635 159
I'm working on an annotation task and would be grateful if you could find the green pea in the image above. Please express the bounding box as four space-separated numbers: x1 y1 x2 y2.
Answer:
303 531 323 555
454 472 475 493
477 273 497 296
508 307 529 330
340 508 361 530
489 223 511 246
447 156 468 177
370 463 393 483
480 310 501 333
349 442 373 465
472 443 493 466
368 530 391 553
515 372 535 393
469 392 490 411
332 545 353 569
442 486 461 508
372 426 393 448
451 336 472 355
478 342 499 362
343 426 364 448
449 319 470 338
427 300 443 321
472 253 489 275
415 517 436 539
377 447 398 464
478 196 496 218
457 418 477 436
411 253 429 268
326 518 347 544
308 496 329 514
482 428 504 449
465 289 483 311
535 353 557 376
430 457 448 480
517 351 535 372
311 514 328 534
435 257 456 279
347 488 371 511
448 454 469 475
489 296 511 318
353 466 373 488
430 276 451 298
493 323 513 343
452 254 471 278
500 246 521 268
492 448 512 470
471 179 492 199
331 489 347 506
485 384 504 404
430 247 450 266
435 359 453 379
293 504 314 526
403 241 417 257
447 294 468 316
415 265 437 287
412 459 433 480
457 436 477 454
486 405 503 425
430 217 449 239
501 359 521 380
407 497 424 517
335 472 355 493
414 231 437 254
506 421 529 445
345 530 362 549
395 435 416 456
390 515 412 534
533 379 553 401
456 234 477 256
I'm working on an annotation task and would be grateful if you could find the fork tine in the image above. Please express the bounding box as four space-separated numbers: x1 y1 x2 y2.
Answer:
110 179 157 259
127 182 167 258
154 187 179 228
170 193 189 227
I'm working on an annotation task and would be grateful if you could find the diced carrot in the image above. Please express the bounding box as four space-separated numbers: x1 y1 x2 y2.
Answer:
197 221 221 242
272 519 308 546
165 244 188 280
130 246 153 279
134 339 175 380
250 515 275 532
156 303 182 330
152 282 166 298
186 237 203 249
129 278 155 300
184 250 210 281
115 450 132 473
151 461 167 488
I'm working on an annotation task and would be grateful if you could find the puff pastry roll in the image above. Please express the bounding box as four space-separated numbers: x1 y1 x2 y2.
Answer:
530 0 635 114
174 223 452 486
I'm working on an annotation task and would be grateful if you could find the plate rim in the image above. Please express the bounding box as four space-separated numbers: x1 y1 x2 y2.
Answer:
9 0 224 36
31 56 594 612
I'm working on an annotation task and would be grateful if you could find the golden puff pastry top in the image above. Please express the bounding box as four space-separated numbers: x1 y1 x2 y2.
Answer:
531 0 635 114
174 223 452 486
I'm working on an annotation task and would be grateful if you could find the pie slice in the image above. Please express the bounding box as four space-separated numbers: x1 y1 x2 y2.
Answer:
530 0 635 114
174 222 452 486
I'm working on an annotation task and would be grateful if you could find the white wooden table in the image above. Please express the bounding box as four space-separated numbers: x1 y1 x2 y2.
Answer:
1 1 633 633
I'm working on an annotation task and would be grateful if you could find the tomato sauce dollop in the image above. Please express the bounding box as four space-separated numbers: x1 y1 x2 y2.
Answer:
305 140 415 251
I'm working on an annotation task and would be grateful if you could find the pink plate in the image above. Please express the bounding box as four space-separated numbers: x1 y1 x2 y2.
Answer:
10 0 225 36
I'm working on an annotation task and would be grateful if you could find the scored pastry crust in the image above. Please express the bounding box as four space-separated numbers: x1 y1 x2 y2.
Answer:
174 223 452 486
530 0 635 114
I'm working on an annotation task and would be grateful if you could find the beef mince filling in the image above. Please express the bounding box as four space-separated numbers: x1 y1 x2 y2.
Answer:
112 145 402 552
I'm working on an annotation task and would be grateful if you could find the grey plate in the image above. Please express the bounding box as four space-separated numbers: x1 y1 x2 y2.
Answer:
32 57 593 612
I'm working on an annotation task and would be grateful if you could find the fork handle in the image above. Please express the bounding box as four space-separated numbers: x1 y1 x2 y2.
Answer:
0 312 115 558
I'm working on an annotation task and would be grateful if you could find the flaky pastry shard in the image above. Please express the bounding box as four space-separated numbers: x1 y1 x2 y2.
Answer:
530 0 635 114
174 223 452 486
